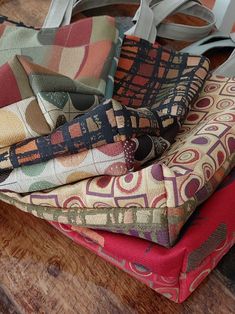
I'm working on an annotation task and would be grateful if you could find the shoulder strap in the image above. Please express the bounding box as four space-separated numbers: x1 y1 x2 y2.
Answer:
150 0 215 42
75 0 215 43
214 48 235 77
43 0 75 28
43 0 140 29
72 0 140 12
212 0 235 36
43 0 215 44
181 0 235 54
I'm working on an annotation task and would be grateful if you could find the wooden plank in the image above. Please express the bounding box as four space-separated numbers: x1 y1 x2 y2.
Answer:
0 286 20 314
0 0 50 26
217 246 235 294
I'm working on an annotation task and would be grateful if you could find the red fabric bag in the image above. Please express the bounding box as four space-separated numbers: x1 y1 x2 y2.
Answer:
50 168 235 303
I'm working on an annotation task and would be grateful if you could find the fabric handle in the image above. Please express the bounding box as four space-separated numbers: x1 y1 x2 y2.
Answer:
212 0 235 35
43 0 215 44
43 0 74 28
151 0 216 41
72 0 215 42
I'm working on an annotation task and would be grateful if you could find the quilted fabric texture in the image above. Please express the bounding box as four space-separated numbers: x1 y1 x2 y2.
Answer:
1 75 235 248
50 167 235 303
0 16 122 147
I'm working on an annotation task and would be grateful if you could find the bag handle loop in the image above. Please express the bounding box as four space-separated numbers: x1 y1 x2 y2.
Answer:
43 0 215 44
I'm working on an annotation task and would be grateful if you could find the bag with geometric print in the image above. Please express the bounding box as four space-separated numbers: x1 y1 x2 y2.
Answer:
0 0 234 249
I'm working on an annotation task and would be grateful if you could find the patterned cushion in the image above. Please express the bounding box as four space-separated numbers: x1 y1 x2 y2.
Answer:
0 135 168 193
50 167 235 303
1 75 235 248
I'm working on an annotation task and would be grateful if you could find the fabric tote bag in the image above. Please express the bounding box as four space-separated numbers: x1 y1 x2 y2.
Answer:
50 166 235 303
0 1 235 248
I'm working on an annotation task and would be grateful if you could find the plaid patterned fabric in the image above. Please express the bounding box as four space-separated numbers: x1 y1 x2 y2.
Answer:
0 98 159 171
114 35 209 158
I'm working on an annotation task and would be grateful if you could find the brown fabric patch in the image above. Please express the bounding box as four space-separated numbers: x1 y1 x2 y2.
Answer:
25 99 50 134
186 224 227 272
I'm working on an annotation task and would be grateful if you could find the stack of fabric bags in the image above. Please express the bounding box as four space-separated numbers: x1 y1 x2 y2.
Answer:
0 0 235 302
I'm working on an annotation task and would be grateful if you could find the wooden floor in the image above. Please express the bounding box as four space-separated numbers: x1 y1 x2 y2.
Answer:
0 1 234 313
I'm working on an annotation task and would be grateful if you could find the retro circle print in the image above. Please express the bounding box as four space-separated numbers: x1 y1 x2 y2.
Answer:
216 98 235 110
128 262 153 277
214 113 235 123
116 171 142 193
194 96 214 110
172 149 200 165
180 175 203 201
63 196 86 208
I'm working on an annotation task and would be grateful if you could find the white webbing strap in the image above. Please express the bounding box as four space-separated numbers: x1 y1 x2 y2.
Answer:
63 0 77 26
152 0 216 41
125 0 156 42
212 0 235 36
42 0 215 44
73 0 216 43
182 0 235 56
43 0 74 28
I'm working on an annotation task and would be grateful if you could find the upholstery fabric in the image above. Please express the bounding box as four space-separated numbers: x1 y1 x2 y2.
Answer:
50 167 235 302
114 35 210 162
1 11 235 304
1 75 235 247
0 141 130 192
0 16 122 148
0 135 168 193
0 36 208 172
